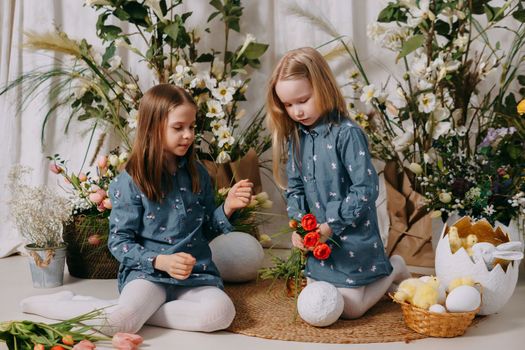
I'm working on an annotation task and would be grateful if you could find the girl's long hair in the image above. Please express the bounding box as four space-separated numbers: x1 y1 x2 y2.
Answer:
126 84 200 202
266 47 348 188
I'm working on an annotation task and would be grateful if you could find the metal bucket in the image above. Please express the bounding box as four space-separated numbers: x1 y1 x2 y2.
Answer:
25 244 67 288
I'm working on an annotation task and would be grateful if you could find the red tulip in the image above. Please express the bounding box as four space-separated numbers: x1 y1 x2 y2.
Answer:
112 332 143 350
288 219 298 229
50 346 66 350
301 214 317 232
313 243 331 260
303 231 320 249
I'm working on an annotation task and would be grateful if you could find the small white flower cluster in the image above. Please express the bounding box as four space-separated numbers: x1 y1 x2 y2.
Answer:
509 192 525 215
8 166 72 248
169 63 248 164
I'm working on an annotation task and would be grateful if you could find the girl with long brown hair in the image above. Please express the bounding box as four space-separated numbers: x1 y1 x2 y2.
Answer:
21 84 253 335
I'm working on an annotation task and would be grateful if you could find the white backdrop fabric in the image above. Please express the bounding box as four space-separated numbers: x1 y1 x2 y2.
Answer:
0 0 395 257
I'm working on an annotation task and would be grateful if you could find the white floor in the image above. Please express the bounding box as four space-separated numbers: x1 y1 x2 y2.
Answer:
1 252 524 350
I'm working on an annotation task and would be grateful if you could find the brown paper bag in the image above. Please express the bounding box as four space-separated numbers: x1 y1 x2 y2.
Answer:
201 148 263 194
383 162 434 267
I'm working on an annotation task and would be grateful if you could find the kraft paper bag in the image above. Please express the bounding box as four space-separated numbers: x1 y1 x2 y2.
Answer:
383 162 434 267
202 148 263 194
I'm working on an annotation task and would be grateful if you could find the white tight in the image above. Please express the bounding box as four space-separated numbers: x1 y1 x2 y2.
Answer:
308 255 411 319
20 279 236 336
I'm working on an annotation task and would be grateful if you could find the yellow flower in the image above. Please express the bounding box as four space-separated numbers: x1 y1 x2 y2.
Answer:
517 99 525 115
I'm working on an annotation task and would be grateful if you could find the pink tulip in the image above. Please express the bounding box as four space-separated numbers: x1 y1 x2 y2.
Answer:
88 234 101 246
97 156 108 168
97 201 107 212
78 172 88 182
96 189 107 198
72 340 96 350
89 192 104 204
112 333 143 350
49 163 63 174
102 198 112 209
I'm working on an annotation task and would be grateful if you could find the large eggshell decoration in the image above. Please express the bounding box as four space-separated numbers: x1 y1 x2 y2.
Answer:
435 218 520 315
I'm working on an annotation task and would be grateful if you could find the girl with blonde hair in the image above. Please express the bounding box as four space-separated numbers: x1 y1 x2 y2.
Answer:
267 47 410 322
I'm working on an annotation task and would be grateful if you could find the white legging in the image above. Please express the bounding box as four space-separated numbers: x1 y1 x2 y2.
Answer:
20 279 236 336
307 255 411 319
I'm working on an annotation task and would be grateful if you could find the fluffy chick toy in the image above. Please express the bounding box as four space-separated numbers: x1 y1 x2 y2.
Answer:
448 227 463 253
448 276 475 293
393 278 423 303
412 276 440 310
462 234 479 256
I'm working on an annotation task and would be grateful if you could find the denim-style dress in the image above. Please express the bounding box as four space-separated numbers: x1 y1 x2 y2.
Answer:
108 159 233 292
286 112 393 288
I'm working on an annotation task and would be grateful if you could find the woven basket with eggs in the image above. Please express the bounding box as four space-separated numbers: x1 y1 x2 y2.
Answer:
391 276 482 338
393 298 479 337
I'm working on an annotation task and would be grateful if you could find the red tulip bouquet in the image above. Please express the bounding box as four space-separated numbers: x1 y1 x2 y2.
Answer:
260 213 336 300
289 213 332 261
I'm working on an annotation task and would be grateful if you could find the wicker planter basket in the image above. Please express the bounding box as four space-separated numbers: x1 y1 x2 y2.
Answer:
393 298 479 337
63 215 119 279
285 277 307 297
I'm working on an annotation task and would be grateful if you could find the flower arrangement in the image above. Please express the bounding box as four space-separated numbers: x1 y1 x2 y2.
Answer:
0 0 270 165
352 0 525 225
7 166 72 248
260 213 333 297
288 1 525 225
47 150 127 250
48 151 127 218
289 214 332 260
0 309 143 350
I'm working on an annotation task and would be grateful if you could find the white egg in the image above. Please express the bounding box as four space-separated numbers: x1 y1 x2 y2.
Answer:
429 304 446 313
446 285 481 313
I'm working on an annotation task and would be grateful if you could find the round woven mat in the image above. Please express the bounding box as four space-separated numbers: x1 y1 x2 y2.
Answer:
224 279 427 344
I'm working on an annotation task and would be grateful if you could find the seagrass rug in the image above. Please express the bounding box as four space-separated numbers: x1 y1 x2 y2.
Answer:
224 279 427 344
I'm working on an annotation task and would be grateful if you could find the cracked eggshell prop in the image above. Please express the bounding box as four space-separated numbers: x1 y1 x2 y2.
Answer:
435 217 520 315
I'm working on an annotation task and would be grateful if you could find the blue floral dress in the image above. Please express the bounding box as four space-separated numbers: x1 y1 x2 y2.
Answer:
108 159 233 292
286 112 393 288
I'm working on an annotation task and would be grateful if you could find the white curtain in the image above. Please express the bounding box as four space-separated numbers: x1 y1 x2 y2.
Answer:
0 0 390 257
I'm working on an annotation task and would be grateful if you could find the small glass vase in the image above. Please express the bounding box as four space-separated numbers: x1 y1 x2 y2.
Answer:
25 243 67 288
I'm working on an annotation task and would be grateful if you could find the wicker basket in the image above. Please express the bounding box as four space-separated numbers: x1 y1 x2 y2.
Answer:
285 277 307 297
392 297 479 337
63 215 120 279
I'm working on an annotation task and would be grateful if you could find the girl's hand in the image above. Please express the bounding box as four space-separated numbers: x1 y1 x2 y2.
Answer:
154 252 196 280
223 179 254 217
319 223 333 243
291 231 307 251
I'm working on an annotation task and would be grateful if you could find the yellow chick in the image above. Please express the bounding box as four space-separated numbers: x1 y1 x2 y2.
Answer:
394 278 423 303
447 276 475 293
412 282 439 310
463 234 479 256
448 227 462 253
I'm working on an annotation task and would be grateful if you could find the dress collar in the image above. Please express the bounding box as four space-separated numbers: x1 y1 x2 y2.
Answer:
298 110 344 137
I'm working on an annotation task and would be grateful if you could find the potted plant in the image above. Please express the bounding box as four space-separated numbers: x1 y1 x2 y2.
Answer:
7 165 72 288
48 150 126 279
